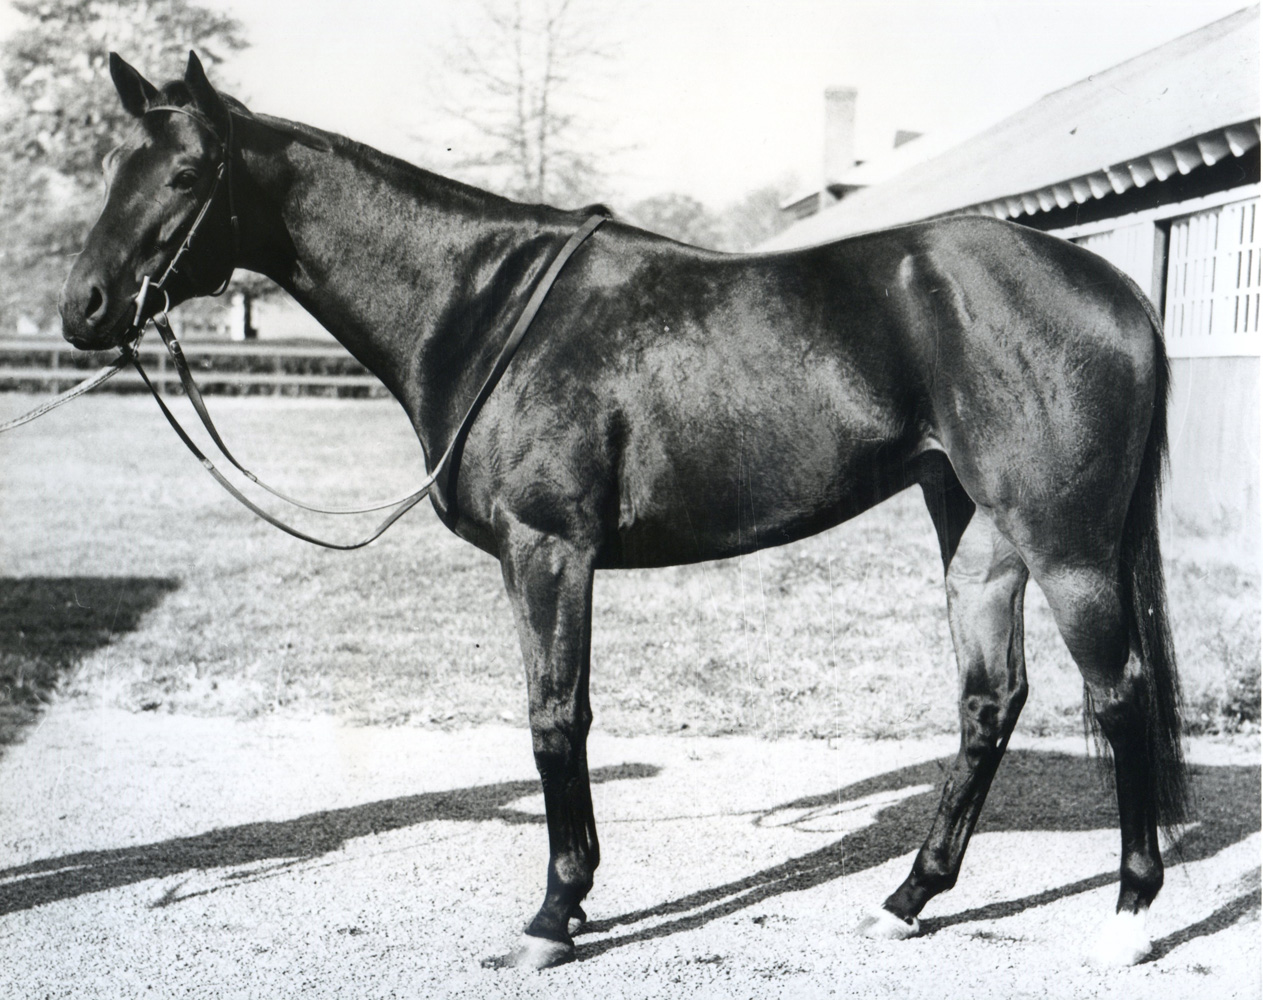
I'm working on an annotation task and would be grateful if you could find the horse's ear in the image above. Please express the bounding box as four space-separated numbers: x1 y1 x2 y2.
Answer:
183 50 230 135
109 53 158 118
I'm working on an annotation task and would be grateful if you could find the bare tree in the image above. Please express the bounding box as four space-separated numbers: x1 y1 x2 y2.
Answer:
438 0 616 206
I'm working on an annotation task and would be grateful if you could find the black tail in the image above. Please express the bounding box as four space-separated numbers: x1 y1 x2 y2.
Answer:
1108 293 1189 831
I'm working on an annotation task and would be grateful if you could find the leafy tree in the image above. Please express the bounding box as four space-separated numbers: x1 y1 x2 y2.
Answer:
625 192 723 248
718 182 794 251
0 0 246 332
626 181 796 252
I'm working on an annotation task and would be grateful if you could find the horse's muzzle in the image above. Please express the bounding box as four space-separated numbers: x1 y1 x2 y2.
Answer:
60 268 127 350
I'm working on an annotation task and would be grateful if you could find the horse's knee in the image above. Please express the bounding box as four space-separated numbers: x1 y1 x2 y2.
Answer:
960 689 1025 759
528 697 593 755
530 722 582 763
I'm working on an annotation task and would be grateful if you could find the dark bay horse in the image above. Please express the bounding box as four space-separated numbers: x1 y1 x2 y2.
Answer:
61 53 1188 969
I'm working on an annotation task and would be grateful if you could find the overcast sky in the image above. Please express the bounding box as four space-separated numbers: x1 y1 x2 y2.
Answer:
0 0 1251 206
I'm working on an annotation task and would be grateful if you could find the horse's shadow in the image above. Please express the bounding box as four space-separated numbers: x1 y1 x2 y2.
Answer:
573 750 1261 960
0 747 1256 964
0 762 657 916
0 577 180 747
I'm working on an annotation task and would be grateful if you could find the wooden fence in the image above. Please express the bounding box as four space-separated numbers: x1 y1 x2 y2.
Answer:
0 337 385 397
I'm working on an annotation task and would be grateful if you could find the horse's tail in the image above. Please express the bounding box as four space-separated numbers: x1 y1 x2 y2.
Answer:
1093 286 1189 831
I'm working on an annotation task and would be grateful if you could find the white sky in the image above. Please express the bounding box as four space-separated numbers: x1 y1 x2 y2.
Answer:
0 0 1252 207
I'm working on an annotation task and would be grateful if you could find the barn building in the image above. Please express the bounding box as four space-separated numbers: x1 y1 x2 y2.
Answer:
764 6 1261 549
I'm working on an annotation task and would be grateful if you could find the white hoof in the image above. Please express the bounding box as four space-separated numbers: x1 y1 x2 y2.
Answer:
856 906 921 940
567 905 587 937
481 933 575 970
1086 908 1151 968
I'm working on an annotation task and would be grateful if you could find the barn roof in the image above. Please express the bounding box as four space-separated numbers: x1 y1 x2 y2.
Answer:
763 5 1261 249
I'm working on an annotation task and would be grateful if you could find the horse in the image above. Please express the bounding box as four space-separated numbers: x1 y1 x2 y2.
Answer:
60 52 1188 970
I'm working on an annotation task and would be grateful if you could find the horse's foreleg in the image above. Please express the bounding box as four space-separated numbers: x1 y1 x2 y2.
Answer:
860 509 1029 938
490 519 598 969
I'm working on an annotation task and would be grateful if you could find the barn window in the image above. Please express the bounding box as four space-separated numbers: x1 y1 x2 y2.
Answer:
1163 198 1261 356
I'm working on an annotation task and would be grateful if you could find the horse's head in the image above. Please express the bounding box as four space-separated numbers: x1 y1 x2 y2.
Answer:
60 52 238 350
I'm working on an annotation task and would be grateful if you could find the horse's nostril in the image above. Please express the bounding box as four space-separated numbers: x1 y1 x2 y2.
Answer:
84 284 107 324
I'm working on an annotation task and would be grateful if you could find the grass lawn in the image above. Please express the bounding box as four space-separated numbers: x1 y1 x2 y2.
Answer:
0 392 1257 742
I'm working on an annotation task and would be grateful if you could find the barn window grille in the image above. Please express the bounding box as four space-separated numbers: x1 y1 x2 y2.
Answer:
1163 198 1261 355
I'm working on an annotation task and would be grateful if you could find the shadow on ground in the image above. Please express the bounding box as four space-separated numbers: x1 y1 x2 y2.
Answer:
0 763 658 915
0 577 179 746
574 751 1261 960
1 742 1256 967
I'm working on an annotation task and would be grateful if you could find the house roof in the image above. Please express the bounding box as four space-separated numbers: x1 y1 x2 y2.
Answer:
763 5 1261 249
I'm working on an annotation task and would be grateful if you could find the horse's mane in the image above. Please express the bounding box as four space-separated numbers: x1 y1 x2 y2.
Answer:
151 79 609 220
150 79 333 152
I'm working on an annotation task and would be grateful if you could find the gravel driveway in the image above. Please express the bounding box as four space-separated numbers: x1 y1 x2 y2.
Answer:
0 707 1257 998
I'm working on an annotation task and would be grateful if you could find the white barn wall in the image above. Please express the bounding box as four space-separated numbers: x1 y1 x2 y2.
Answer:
1165 355 1260 553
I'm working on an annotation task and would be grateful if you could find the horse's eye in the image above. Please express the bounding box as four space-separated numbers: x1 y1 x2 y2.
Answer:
171 170 199 191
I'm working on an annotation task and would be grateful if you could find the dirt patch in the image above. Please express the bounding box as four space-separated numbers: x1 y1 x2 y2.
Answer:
0 708 1257 998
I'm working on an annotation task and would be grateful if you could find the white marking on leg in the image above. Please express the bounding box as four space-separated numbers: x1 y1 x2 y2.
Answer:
855 905 921 940
1086 906 1152 968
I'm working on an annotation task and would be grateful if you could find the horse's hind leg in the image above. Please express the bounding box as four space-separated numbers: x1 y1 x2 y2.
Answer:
860 472 1029 938
1029 558 1167 966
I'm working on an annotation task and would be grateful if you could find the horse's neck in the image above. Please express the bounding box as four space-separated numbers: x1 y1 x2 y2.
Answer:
240 134 553 430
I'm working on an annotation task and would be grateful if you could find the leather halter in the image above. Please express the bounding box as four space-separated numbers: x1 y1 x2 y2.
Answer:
140 103 240 298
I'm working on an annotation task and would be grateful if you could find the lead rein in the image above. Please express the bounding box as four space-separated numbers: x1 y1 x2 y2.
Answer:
132 213 607 547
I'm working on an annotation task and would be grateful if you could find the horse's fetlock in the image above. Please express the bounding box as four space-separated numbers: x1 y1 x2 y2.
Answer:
913 850 957 893
1120 853 1163 905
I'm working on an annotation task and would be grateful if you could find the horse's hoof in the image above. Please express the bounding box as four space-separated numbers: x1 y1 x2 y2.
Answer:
856 906 921 940
481 934 576 970
567 905 588 937
1085 908 1151 968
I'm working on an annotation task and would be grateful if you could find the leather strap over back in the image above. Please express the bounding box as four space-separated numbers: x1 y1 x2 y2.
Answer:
139 213 607 549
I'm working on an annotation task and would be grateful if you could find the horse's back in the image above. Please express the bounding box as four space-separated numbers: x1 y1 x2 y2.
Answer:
568 227 927 566
472 216 1162 569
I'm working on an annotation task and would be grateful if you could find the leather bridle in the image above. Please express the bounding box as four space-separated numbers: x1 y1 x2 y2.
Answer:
135 102 241 309
0 103 238 433
4 100 607 549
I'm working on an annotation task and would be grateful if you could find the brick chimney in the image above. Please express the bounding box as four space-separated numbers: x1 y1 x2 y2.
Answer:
823 86 858 186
